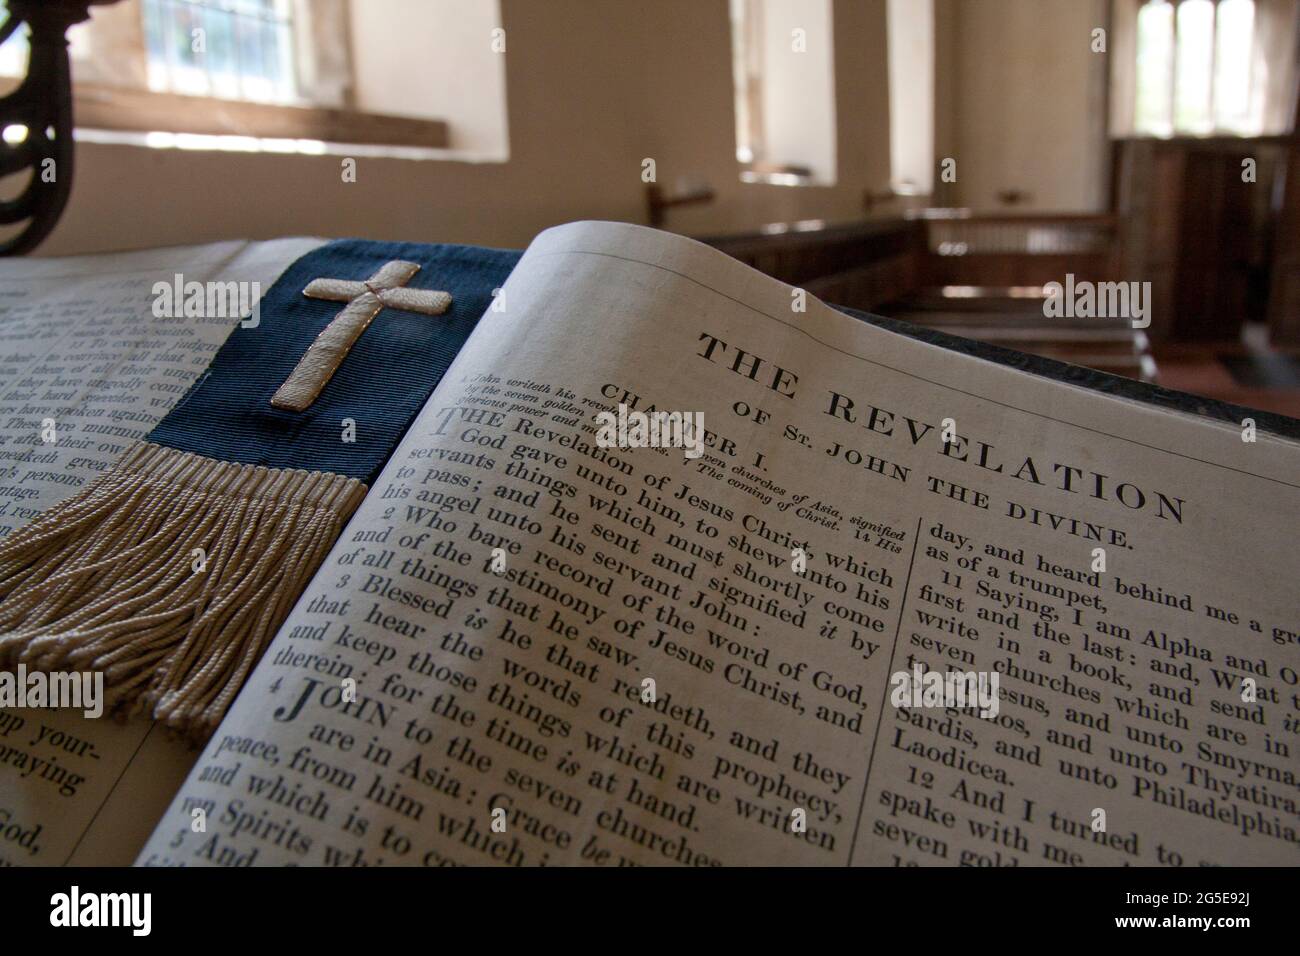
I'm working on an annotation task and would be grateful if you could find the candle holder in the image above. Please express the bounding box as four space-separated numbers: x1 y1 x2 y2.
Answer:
0 1 120 255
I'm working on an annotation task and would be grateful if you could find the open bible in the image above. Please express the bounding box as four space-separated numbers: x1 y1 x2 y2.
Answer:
1 222 1297 867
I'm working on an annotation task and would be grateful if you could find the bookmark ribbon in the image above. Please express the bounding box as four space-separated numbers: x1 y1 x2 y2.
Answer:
0 238 520 738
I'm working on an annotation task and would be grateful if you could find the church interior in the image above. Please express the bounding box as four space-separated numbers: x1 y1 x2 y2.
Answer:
5 0 1299 416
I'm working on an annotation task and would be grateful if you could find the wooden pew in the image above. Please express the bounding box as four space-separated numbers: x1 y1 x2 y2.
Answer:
703 212 1157 383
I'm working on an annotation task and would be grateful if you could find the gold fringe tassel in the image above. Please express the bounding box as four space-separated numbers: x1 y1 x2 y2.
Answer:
0 442 367 740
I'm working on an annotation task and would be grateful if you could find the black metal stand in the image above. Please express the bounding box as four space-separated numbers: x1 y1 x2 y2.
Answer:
0 1 118 255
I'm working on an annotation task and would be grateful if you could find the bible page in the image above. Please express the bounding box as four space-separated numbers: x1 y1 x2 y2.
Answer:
140 221 1299 867
0 237 324 866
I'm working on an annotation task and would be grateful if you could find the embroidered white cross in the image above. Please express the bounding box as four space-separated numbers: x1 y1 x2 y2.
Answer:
270 260 451 412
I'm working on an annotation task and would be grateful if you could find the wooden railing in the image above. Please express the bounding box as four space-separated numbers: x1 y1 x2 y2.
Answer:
918 210 1118 255
704 211 1122 309
915 210 1119 287
703 211 1154 382
703 218 926 312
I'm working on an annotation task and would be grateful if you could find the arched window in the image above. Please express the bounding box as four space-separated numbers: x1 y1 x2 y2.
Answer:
141 0 298 105
1213 0 1257 131
1133 0 1260 135
729 0 838 186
